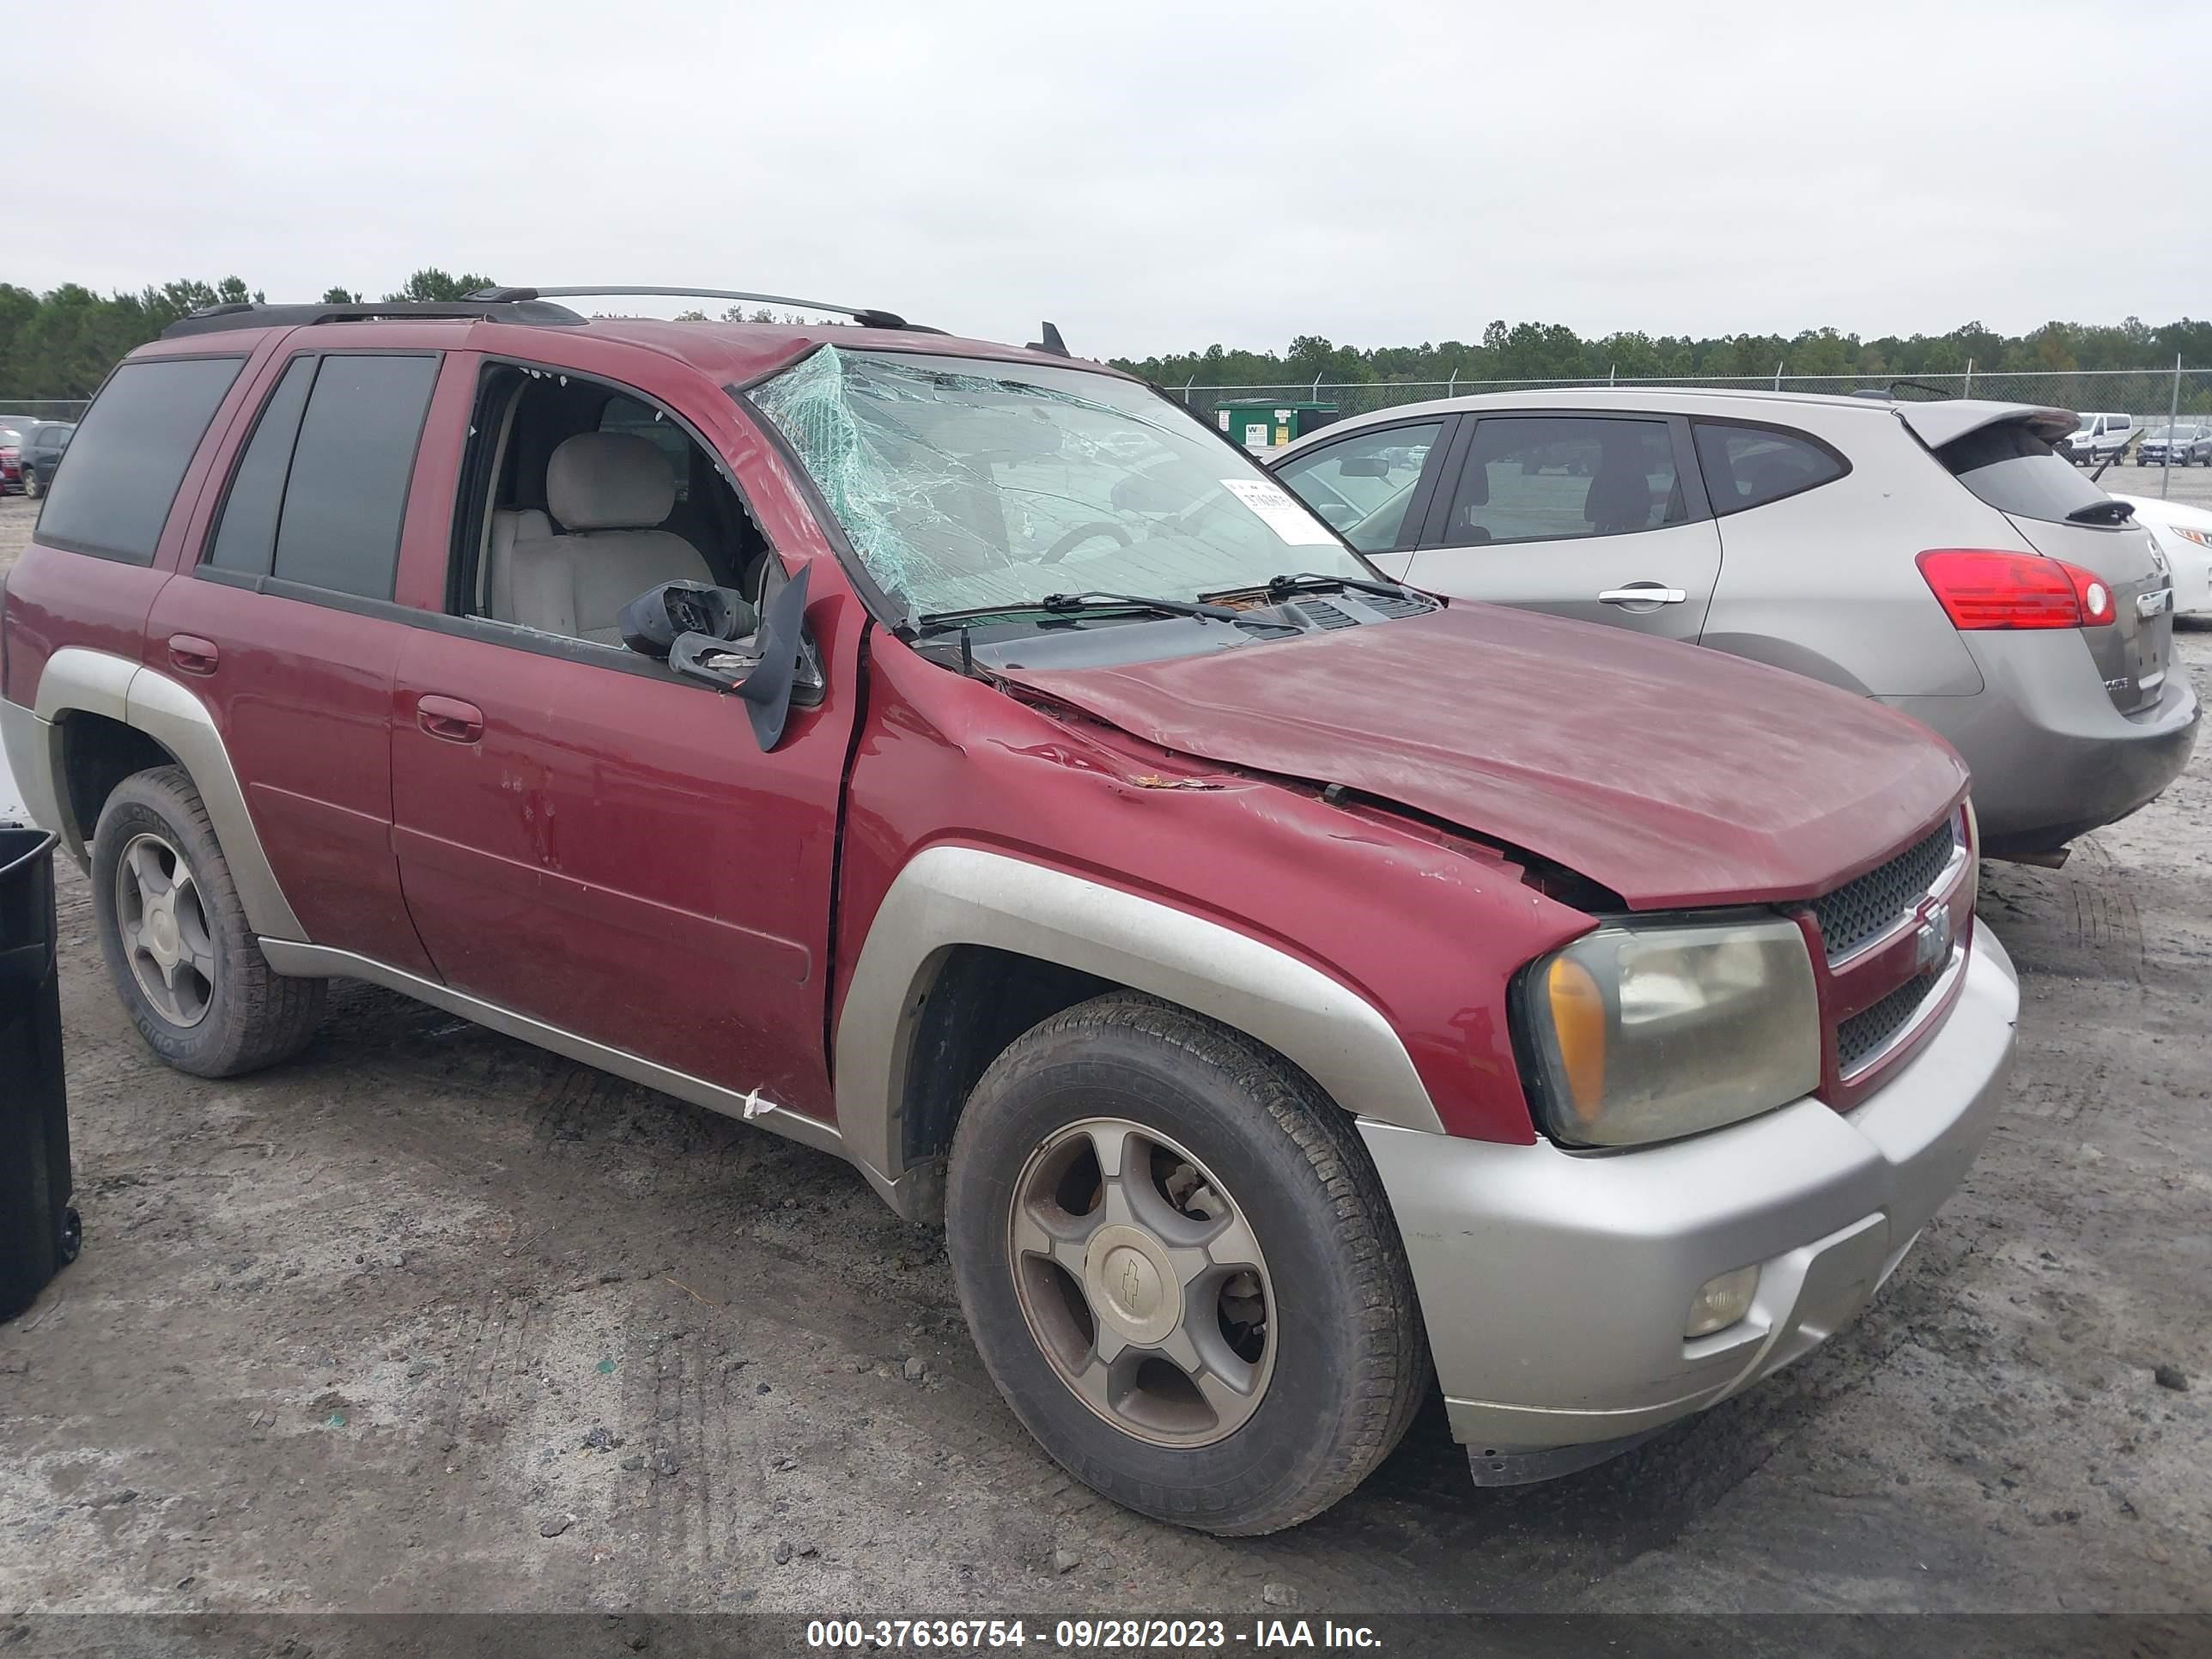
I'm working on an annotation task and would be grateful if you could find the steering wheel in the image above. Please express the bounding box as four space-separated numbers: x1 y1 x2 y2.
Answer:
1038 521 1132 564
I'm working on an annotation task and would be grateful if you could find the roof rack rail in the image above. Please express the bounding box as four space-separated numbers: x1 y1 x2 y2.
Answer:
160 298 588 340
471 286 919 331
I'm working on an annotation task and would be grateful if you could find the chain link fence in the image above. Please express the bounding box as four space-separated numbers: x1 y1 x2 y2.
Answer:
0 399 90 424
1169 365 2212 424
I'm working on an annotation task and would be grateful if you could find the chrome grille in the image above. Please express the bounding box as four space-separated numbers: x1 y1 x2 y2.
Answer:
1837 970 1939 1075
1814 821 1956 962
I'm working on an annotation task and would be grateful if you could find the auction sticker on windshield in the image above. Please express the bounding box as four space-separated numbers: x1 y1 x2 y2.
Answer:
1220 477 1337 545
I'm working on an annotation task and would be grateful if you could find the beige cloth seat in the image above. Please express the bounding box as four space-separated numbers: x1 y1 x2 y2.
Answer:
485 507 552 623
489 433 712 645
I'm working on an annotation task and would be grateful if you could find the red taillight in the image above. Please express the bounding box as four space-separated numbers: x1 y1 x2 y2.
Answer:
1916 549 2116 630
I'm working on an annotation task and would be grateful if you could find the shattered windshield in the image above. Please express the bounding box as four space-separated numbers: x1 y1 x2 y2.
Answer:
749 346 1368 621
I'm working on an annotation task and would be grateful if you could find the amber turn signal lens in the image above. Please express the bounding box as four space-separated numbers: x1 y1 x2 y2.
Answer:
1544 956 1607 1122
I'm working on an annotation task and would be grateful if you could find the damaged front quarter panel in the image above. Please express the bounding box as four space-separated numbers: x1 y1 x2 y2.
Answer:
830 644 1601 1158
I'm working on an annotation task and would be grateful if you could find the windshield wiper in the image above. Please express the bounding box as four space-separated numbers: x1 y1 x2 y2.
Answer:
2067 498 2136 525
1201 572 1419 603
1042 590 1242 621
915 592 1239 635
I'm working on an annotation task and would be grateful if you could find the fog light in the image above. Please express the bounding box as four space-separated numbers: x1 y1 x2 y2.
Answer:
1686 1266 1760 1337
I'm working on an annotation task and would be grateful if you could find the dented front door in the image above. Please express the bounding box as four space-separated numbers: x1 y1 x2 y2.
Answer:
387 617 850 1119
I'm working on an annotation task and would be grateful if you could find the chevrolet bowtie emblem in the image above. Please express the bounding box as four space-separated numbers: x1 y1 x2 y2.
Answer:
1914 900 1954 975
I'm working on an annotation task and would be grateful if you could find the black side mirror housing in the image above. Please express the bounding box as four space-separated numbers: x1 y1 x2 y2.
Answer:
623 579 761 659
619 580 757 659
667 563 818 750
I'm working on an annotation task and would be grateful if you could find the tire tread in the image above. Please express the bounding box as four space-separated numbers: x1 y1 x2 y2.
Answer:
950 992 1431 1534
94 765 325 1077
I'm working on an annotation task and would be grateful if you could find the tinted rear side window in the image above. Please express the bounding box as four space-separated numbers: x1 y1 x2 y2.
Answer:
205 356 318 575
1444 416 1682 545
34 356 245 562
1939 422 2113 525
270 354 439 599
1692 422 1846 514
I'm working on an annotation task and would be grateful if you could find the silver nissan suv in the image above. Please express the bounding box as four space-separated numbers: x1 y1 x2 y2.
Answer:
1268 389 2197 860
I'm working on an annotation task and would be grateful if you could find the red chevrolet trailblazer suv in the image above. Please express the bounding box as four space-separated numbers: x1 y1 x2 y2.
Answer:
0 288 2019 1533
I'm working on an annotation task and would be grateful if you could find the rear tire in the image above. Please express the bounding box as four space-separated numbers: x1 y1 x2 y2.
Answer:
945 994 1430 1534
91 766 325 1078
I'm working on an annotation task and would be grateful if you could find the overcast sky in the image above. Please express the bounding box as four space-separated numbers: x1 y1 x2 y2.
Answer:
16 1 2210 358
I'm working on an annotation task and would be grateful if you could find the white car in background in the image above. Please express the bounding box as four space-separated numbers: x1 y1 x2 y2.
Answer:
2116 493 2212 617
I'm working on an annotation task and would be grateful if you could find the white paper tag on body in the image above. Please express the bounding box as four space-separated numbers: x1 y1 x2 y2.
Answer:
1219 478 1336 545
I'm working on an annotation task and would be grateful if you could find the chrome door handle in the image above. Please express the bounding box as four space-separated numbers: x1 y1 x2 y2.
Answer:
1598 585 1687 605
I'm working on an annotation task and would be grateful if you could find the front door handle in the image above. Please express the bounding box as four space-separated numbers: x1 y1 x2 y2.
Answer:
167 635 220 676
1597 584 1688 606
416 695 485 744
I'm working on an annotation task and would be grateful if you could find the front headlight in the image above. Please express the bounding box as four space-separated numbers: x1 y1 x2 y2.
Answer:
1518 918 1821 1147
2167 524 2211 550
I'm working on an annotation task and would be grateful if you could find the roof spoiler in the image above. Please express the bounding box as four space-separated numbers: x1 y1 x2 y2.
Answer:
1895 401 2078 450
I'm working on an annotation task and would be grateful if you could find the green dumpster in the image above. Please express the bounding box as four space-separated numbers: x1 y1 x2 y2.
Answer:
1214 399 1338 453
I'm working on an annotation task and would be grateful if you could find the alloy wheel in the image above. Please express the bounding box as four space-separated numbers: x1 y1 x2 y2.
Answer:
1007 1117 1275 1447
115 831 216 1027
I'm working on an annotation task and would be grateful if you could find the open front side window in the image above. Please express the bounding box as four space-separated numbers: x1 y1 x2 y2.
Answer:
448 363 782 649
749 346 1368 621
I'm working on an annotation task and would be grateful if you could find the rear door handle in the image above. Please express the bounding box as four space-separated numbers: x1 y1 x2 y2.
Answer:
1597 585 1688 606
416 695 484 744
167 635 220 675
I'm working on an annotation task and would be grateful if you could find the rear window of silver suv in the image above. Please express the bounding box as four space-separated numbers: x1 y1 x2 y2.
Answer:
1938 421 2117 525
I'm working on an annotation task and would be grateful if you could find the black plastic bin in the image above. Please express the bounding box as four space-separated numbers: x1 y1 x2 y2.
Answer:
0 825 79 1321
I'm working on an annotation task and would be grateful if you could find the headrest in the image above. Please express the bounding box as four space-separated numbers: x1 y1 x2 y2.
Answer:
547 432 675 532
1583 452 1650 526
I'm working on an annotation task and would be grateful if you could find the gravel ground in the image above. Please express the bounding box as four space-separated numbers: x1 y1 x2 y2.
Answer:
0 491 2207 1618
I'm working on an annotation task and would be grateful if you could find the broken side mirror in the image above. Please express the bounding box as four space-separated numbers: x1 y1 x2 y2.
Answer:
666 563 820 750
619 580 757 659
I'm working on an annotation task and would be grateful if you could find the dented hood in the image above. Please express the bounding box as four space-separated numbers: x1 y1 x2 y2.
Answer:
1001 605 1968 910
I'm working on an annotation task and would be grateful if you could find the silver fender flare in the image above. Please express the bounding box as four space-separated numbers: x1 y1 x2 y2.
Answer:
14 645 306 940
834 845 1446 1206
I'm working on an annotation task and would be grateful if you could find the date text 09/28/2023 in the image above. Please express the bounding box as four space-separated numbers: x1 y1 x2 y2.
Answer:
804 1616 1383 1649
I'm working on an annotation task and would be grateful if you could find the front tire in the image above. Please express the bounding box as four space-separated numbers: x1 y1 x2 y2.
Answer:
91 765 325 1078
945 994 1430 1534
23 467 40 499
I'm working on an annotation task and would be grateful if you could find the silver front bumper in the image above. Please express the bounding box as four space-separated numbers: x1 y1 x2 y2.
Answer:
1362 924 2019 1454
